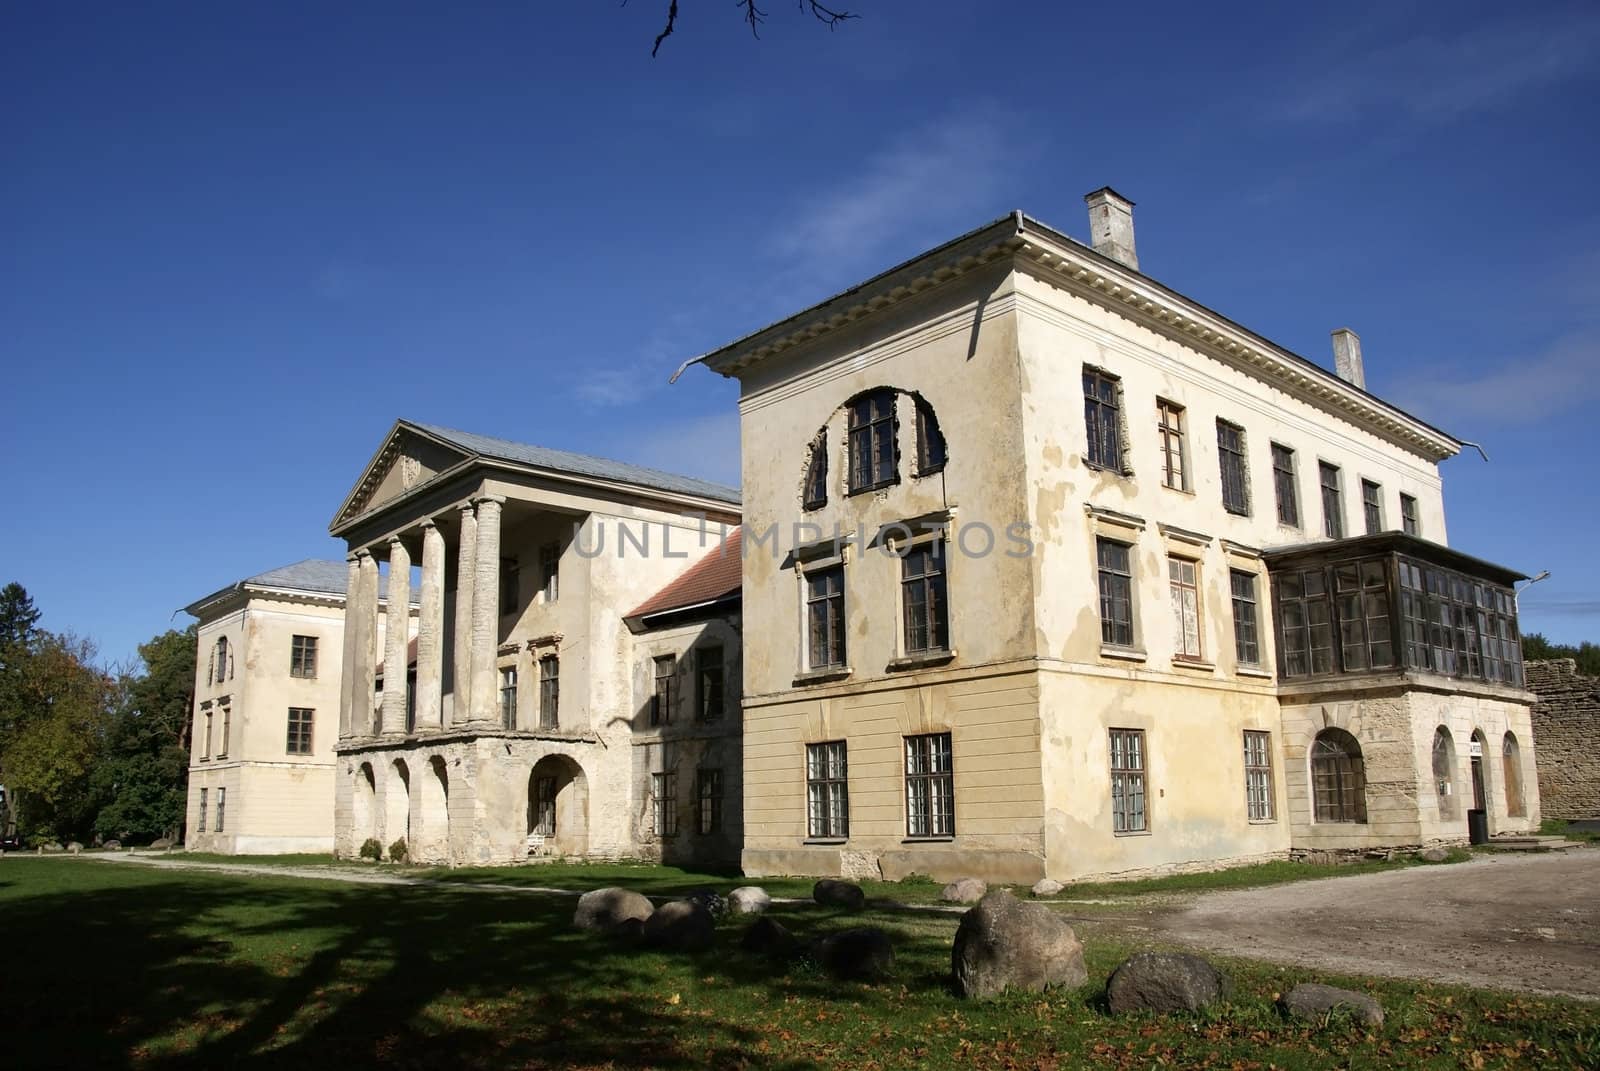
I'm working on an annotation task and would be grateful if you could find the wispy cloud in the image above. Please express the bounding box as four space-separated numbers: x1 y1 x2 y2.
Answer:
1280 8 1600 124
1393 329 1600 426
568 312 705 408
613 408 741 489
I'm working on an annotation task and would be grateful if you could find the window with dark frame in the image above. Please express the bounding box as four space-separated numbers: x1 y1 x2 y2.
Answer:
532 776 556 836
652 771 678 837
1271 443 1300 527
914 397 946 475
1319 462 1344 538
1361 479 1383 535
1244 730 1275 820
696 768 723 834
287 707 314 755
847 389 898 492
198 787 208 832
500 557 519 616
1109 728 1147 832
901 539 949 655
803 429 829 510
1157 400 1188 490
1169 557 1203 660
697 645 725 722
218 707 231 758
538 655 559 728
806 741 849 838
1217 420 1250 515
290 635 318 678
215 787 226 833
1097 538 1134 648
1276 567 1335 677
499 666 517 729
1398 558 1523 687
1400 494 1420 537
540 543 560 601
1311 729 1367 822
1230 570 1261 666
904 732 954 838
1332 559 1394 672
806 565 846 670
650 655 675 726
214 636 230 683
1082 368 1124 472
202 709 212 760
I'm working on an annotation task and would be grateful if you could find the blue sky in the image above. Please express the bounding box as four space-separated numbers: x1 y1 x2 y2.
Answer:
3 1 1598 666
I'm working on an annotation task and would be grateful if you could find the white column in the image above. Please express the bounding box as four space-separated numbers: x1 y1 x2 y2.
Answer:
356 550 380 736
469 495 504 725
382 537 412 734
416 521 445 729
452 502 477 724
339 554 360 739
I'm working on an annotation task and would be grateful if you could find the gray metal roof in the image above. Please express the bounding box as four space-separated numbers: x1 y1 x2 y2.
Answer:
412 422 741 505
184 558 417 618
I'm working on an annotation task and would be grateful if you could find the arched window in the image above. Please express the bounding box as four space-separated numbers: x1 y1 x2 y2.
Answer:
803 429 828 510
1431 726 1457 820
214 636 230 684
914 397 946 475
1311 728 1367 823
1502 732 1526 817
847 389 898 492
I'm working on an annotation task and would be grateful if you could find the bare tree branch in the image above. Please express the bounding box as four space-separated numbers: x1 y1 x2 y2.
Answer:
634 0 856 55
803 1 856 30
650 0 680 58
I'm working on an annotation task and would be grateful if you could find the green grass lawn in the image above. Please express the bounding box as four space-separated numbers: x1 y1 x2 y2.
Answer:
1542 819 1600 844
1 857 1593 1070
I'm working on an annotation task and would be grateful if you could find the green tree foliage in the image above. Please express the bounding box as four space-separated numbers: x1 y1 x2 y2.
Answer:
1522 633 1600 676
93 626 195 841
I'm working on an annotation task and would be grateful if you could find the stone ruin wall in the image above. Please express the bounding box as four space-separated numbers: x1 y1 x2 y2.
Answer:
1527 659 1600 821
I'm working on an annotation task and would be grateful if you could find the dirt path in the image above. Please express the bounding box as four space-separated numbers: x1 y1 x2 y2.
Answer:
1142 850 1600 1000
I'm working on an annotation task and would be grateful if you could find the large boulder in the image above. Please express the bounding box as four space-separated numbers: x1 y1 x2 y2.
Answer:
686 888 727 918
951 890 1087 999
101 839 122 850
811 927 894 981
1106 952 1229 1015
642 899 716 952
1280 983 1385 1028
149 838 173 850
66 842 84 854
1031 878 1064 898
941 878 988 904
573 887 655 931
813 879 866 911
740 916 799 958
1418 847 1450 863
729 886 772 915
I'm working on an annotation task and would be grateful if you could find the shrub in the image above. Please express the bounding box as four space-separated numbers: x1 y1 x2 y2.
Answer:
358 837 383 861
388 838 409 864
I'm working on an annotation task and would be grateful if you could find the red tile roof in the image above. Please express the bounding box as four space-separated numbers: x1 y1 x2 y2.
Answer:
626 529 743 624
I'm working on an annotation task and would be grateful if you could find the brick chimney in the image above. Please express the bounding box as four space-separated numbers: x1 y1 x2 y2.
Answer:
1330 328 1365 390
1084 187 1138 270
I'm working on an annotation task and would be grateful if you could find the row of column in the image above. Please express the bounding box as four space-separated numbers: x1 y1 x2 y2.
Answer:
340 495 505 739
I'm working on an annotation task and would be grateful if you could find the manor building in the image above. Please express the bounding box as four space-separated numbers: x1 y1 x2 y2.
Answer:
687 191 1540 884
328 421 742 866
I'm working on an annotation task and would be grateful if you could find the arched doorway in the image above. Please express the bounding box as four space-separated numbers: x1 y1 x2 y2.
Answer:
352 763 377 851
1431 727 1458 821
1502 732 1526 817
418 755 450 864
1469 729 1489 814
1311 729 1367 823
385 758 411 851
528 755 588 857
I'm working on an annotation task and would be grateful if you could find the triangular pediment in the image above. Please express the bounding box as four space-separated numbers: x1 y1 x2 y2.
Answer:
330 422 472 531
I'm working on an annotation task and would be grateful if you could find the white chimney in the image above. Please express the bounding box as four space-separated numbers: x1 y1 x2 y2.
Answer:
1084 187 1138 270
1330 328 1365 390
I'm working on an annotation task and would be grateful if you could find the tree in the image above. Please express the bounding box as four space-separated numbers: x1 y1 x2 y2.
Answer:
1522 632 1600 677
93 626 195 842
637 0 857 57
0 582 44 836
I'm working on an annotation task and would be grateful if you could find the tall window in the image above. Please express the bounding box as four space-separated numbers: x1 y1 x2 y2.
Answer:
1216 420 1250 515
198 788 208 832
201 709 213 760
651 771 678 836
1082 368 1124 472
905 732 954 838
914 398 946 475
1271 443 1300 527
1230 570 1261 666
1168 557 1203 660
501 557 519 616
286 707 314 755
215 787 226 833
1311 729 1367 823
539 656 559 729
1333 560 1394 672
650 655 675 726
532 776 556 836
214 636 230 683
1400 494 1420 537
1277 568 1335 676
1156 400 1188 490
1244 730 1275 820
1431 726 1457 820
847 389 898 492
540 542 560 601
806 565 846 669
697 645 725 721
218 707 231 758
499 666 518 729
1109 728 1147 833
290 635 318 678
806 741 849 838
1097 539 1134 648
1361 479 1383 535
1319 462 1344 539
901 539 949 655
1503 733 1525 817
696 769 723 834
803 430 829 510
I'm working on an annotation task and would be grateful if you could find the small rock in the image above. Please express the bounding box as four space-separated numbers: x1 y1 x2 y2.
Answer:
811 927 894 981
1280 983 1384 1027
813 878 866 911
1106 952 1229 1015
952 889 1087 999
740 916 798 958
729 886 771 915
67 842 83 854
1418 847 1450 863
101 839 122 850
573 887 655 931
941 877 988 904
42 843 64 853
150 838 173 850
686 887 727 917
642 899 716 952
1031 878 1064 898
